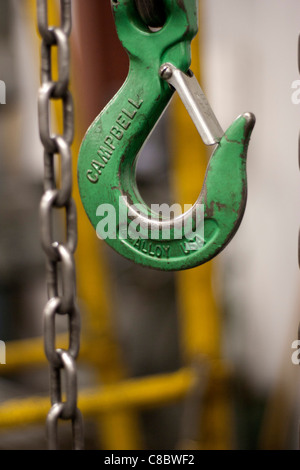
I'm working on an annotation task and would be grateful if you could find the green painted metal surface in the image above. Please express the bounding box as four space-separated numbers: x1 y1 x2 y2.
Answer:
77 0 255 271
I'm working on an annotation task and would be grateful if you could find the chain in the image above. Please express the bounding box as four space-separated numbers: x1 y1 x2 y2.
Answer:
37 0 84 450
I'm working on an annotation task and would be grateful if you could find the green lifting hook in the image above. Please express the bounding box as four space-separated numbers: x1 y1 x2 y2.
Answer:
77 0 255 271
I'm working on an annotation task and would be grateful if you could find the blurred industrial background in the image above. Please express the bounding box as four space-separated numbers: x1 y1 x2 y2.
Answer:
0 0 299 450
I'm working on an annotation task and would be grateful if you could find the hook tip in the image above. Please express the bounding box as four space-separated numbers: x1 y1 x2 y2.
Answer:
242 112 256 134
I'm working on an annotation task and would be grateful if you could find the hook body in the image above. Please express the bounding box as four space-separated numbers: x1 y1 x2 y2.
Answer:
77 0 255 271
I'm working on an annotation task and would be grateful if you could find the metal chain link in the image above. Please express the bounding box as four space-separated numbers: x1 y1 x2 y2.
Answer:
37 0 84 450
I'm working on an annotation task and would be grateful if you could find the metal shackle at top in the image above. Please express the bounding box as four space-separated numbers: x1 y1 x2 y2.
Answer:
134 0 166 27
77 0 255 271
